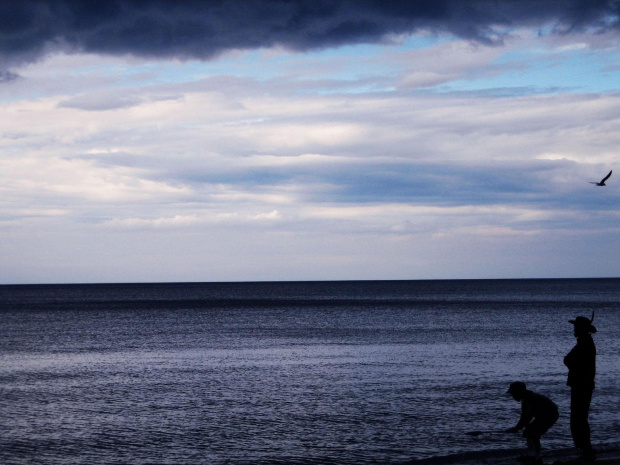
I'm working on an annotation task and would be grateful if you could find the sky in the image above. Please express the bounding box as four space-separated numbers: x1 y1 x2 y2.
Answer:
1 0 620 284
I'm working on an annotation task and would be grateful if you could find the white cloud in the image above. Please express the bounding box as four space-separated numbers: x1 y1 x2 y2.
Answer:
1 35 620 283
103 215 202 229
0 155 191 209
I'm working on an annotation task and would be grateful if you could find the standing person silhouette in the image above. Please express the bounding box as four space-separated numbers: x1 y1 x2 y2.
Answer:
564 312 597 462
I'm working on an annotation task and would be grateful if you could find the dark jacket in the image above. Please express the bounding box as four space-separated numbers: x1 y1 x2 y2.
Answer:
564 334 596 390
515 390 559 430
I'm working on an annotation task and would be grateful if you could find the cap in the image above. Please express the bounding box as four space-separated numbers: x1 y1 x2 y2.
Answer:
507 381 526 395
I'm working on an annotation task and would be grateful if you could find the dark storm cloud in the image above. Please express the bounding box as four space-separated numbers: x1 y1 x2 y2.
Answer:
1 0 619 67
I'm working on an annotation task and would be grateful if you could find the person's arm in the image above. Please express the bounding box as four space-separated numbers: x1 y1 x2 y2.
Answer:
506 399 533 432
564 344 578 368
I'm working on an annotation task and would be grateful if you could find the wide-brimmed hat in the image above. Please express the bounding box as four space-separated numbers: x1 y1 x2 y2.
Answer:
569 311 597 334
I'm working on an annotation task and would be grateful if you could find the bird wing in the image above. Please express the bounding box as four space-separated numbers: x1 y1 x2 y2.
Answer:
601 170 612 182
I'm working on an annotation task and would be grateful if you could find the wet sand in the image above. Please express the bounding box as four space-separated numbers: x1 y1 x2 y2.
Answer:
404 443 620 465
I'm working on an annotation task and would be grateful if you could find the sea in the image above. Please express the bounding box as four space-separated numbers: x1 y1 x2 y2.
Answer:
1 279 619 465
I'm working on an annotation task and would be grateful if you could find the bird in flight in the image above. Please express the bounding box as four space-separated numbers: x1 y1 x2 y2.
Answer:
590 170 612 186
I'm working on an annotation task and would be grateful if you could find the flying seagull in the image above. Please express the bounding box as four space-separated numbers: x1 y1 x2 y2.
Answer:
590 170 612 186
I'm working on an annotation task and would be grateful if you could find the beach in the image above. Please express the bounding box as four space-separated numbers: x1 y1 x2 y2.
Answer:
406 443 620 465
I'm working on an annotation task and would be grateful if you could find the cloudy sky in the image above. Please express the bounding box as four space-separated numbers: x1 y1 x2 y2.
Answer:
1 0 619 284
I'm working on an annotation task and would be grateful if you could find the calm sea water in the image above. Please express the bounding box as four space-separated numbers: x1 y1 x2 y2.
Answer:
1 279 619 464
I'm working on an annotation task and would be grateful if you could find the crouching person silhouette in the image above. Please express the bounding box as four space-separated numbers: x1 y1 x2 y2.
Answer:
506 382 559 463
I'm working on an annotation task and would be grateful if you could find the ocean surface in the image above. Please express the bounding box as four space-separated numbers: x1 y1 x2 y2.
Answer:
1 279 619 465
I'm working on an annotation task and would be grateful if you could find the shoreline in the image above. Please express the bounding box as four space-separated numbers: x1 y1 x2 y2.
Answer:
404 443 620 465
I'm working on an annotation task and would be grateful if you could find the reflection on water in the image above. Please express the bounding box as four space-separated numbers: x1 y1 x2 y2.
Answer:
1 279 619 464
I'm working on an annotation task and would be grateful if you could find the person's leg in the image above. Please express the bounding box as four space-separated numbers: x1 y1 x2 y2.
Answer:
570 387 593 452
526 437 534 454
524 423 543 459
522 411 558 462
